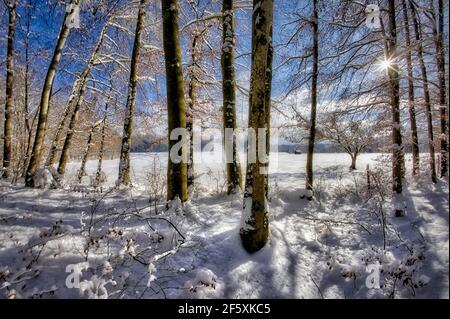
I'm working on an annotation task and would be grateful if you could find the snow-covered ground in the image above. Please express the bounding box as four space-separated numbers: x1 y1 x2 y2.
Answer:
0 153 448 299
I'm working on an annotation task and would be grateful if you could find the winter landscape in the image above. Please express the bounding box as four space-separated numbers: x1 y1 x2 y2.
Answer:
0 0 449 300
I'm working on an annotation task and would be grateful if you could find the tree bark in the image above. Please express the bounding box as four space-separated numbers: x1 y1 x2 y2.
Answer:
401 0 420 176
240 0 274 253
46 99 75 167
222 0 243 194
21 0 33 177
95 96 111 184
2 2 16 178
387 0 404 194
350 153 357 170
117 0 148 186
305 0 319 194
410 1 437 183
432 0 448 177
77 123 97 183
186 34 199 191
57 19 109 176
25 0 80 186
162 0 188 202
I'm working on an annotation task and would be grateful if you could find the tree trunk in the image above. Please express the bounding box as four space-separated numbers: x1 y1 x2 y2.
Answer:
433 0 448 177
162 0 188 202
221 0 243 194
350 153 357 170
401 0 420 176
2 2 16 178
305 0 319 194
57 20 109 176
95 97 110 184
46 100 75 167
21 0 33 177
117 0 148 186
410 1 437 183
240 0 273 253
77 124 97 183
186 34 198 192
25 0 80 186
387 0 404 194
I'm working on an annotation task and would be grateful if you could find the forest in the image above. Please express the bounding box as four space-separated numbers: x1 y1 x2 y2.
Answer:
0 0 448 299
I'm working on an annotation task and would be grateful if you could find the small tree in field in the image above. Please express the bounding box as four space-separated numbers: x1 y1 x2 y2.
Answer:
319 113 375 170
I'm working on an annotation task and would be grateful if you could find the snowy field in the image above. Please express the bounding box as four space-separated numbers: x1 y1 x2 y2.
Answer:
0 152 448 299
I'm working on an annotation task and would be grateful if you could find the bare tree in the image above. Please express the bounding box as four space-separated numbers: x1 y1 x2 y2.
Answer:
319 113 375 170
162 0 188 202
25 0 81 186
117 0 149 186
430 0 448 177
305 0 319 198
401 0 420 176
57 18 110 176
2 0 16 178
221 0 243 194
240 0 274 253
21 0 35 176
409 0 437 183
77 120 101 183
95 93 113 185
385 0 405 196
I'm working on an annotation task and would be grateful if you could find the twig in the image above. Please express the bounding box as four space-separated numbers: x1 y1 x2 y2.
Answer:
310 276 324 299
302 216 372 235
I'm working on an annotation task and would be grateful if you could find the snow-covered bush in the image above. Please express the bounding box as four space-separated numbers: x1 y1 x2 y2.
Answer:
182 268 222 298
145 156 166 214
325 245 429 298
79 275 115 299
205 167 227 195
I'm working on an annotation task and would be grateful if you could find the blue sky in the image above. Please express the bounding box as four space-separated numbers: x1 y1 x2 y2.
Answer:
1 0 448 131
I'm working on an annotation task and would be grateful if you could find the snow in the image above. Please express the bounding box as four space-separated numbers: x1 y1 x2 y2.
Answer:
34 168 55 189
0 152 448 299
65 3 80 29
182 268 222 298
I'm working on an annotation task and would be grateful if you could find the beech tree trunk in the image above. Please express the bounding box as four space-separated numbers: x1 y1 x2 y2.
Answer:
77 124 98 183
433 0 448 177
305 0 319 195
162 0 188 202
21 0 33 177
350 153 357 170
95 98 110 184
46 99 75 167
387 0 404 194
57 20 109 176
401 0 420 176
2 2 16 178
25 0 80 186
117 0 148 186
410 1 437 183
186 34 199 191
222 0 243 194
240 0 274 253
